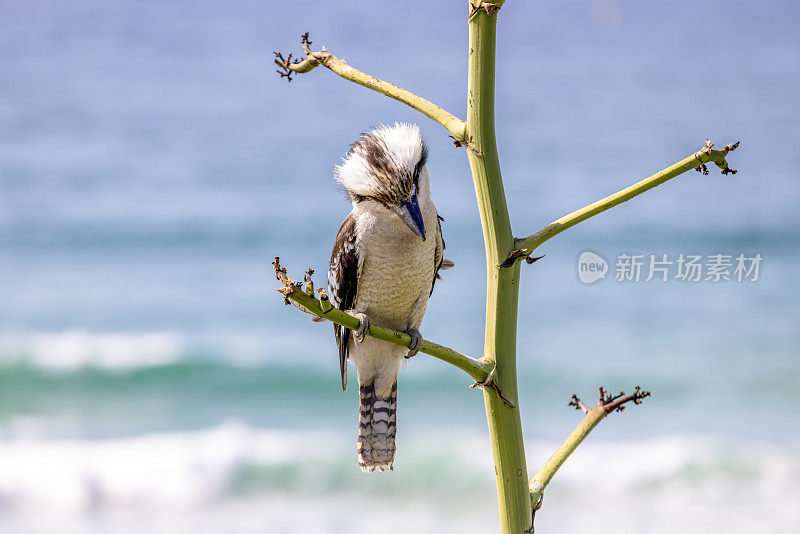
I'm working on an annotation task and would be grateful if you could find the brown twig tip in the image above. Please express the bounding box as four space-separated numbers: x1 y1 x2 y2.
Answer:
273 51 298 82
303 268 315 295
567 394 591 414
300 32 312 54
272 256 301 304
273 32 328 82
272 256 289 282
599 385 651 413
718 140 740 175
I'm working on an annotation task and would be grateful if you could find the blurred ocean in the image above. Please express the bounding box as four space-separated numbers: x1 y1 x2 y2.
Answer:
1 1 799 532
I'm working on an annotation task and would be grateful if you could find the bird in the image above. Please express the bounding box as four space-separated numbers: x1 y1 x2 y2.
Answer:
327 123 452 472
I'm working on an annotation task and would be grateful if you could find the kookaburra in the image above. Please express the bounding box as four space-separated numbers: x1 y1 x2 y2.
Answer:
328 123 450 472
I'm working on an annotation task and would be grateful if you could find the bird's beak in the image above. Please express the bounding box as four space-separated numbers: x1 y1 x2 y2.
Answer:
391 193 426 240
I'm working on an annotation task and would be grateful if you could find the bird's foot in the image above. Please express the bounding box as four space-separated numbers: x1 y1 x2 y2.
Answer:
404 328 422 359
353 313 371 343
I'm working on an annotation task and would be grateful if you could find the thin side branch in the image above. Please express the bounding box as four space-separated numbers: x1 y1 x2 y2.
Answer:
274 33 467 140
528 386 650 509
272 257 494 385
503 140 740 267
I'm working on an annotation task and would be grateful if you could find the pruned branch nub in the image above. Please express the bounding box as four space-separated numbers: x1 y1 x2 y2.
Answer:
450 135 483 156
469 366 515 407
498 250 545 269
469 2 502 20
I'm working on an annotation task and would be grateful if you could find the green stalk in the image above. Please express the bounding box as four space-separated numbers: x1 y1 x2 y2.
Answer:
272 258 493 382
466 5 532 533
510 143 740 260
529 387 650 506
528 404 608 506
276 40 467 139
274 5 737 532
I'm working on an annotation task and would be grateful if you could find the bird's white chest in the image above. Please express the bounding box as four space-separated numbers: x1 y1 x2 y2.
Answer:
353 207 437 330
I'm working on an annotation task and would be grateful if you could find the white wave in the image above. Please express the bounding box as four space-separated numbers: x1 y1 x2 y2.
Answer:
0 329 303 370
0 330 185 370
0 420 798 533
0 421 345 513
525 436 800 534
527 435 800 496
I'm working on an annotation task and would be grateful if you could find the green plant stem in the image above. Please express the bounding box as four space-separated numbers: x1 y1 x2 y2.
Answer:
528 387 649 507
273 4 737 531
280 49 467 139
528 404 607 506
510 146 739 260
274 271 493 382
466 5 532 533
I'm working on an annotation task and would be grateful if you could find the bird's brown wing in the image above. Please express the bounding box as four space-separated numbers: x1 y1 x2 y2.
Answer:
430 214 451 295
328 213 359 391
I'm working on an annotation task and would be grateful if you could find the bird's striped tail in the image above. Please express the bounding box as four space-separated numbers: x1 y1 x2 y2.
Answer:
357 382 397 472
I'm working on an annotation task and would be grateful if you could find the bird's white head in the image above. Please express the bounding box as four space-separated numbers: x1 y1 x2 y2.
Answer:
335 123 430 240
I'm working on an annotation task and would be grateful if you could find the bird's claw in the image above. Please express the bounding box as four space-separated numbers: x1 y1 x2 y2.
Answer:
353 313 371 343
404 328 422 359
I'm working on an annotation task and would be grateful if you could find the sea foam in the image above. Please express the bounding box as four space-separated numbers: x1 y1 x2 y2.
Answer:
0 421 797 523
0 421 343 513
0 330 186 371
